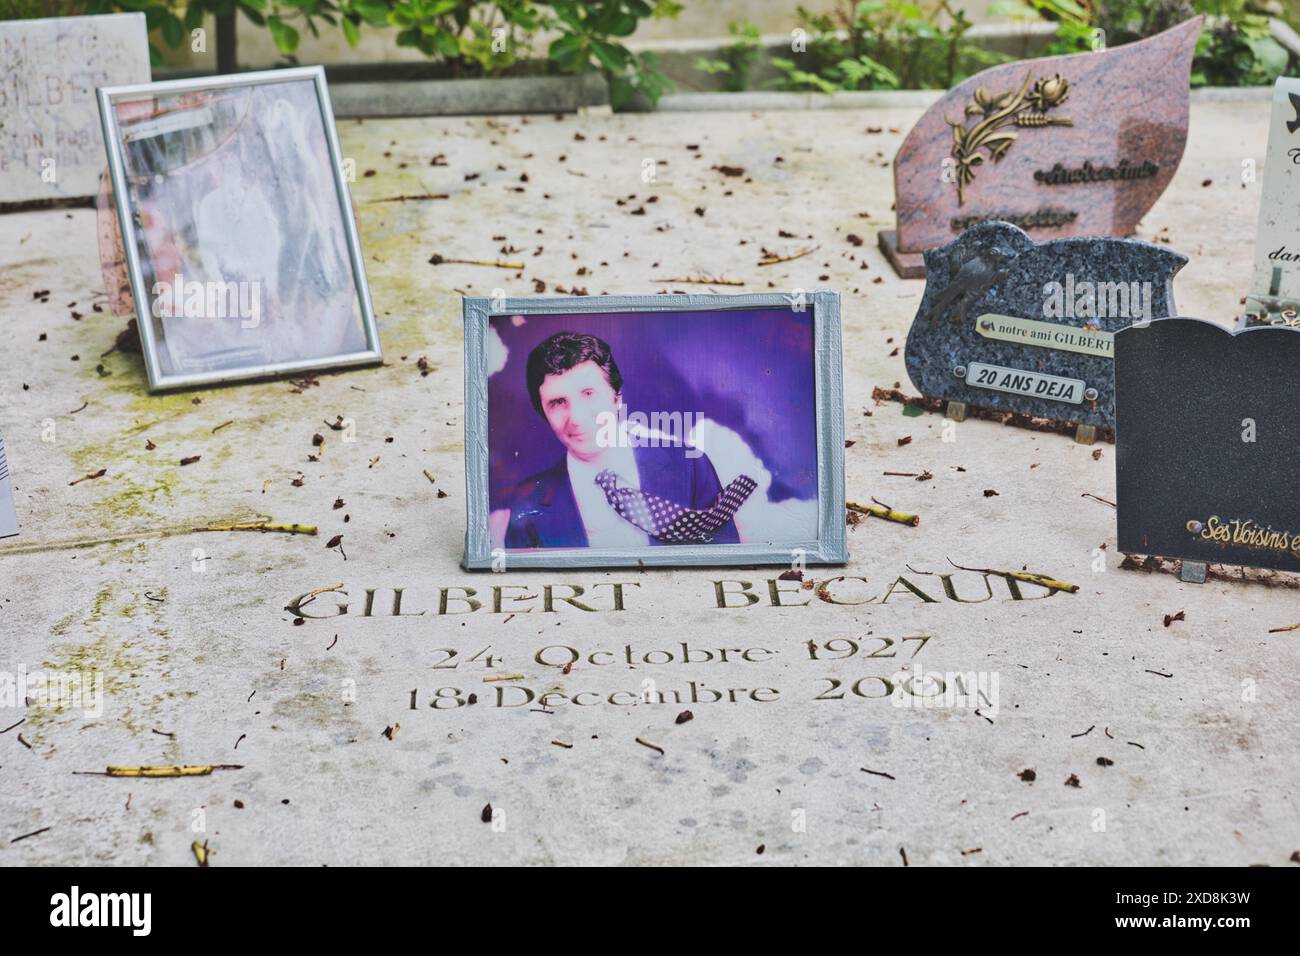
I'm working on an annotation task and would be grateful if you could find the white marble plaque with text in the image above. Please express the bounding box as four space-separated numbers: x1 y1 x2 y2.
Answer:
1250 77 1300 306
0 13 148 205
0 434 16 539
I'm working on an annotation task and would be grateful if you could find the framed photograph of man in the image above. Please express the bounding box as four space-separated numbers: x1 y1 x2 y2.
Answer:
97 66 382 390
463 292 846 569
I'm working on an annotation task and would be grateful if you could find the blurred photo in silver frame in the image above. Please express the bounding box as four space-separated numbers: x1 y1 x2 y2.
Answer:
97 65 381 391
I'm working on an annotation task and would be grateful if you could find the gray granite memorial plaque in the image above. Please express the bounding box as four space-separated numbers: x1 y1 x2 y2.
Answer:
904 220 1186 432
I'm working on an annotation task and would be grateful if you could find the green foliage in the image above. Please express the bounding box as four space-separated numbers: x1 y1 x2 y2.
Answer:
988 0 1096 55
995 0 1296 85
693 19 761 92
0 0 71 17
770 0 1011 93
14 1 679 105
544 0 682 107
1190 6 1291 85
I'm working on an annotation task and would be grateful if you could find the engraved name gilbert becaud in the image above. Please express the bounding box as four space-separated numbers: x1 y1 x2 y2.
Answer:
284 572 1073 621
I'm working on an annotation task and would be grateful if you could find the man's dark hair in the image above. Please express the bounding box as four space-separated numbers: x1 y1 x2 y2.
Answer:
525 331 622 415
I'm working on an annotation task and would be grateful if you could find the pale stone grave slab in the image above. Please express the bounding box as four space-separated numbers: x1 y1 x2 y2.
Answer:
1 97 1298 866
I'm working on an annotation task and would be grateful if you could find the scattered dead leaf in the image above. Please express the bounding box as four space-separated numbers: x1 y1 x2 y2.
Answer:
69 469 106 486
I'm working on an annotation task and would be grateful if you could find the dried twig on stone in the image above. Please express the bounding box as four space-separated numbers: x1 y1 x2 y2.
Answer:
758 245 818 267
847 500 919 527
77 765 244 778
946 558 1078 594
195 522 317 535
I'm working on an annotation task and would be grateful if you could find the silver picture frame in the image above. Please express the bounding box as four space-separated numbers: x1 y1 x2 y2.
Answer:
97 65 382 391
462 291 847 569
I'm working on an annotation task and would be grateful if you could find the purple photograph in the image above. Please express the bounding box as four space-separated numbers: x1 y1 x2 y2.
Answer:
485 307 819 552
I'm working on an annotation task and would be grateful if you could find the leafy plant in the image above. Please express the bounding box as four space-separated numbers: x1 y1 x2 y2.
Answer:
0 0 69 16
995 0 1296 85
989 0 1098 54
693 19 761 92
544 0 682 107
382 0 536 70
1190 5 1291 85
10 1 680 105
770 1 1009 93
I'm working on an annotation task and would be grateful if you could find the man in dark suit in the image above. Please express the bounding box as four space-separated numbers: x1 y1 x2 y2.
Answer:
501 331 740 550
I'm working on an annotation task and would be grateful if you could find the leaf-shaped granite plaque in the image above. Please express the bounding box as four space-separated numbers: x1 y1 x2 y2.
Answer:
1116 317 1300 574
904 221 1186 433
880 18 1201 279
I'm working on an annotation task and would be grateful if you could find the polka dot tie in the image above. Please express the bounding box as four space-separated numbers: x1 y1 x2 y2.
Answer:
594 470 757 543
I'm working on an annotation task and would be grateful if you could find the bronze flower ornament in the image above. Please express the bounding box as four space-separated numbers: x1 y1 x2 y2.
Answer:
948 73 1073 205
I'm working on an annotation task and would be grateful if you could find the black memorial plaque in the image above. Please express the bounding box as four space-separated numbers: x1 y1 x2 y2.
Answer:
1116 317 1300 573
